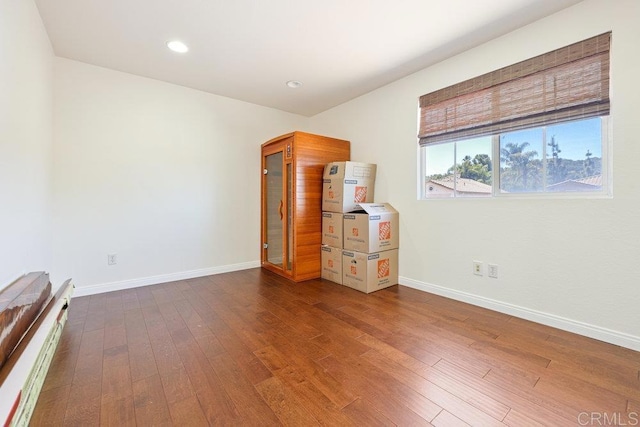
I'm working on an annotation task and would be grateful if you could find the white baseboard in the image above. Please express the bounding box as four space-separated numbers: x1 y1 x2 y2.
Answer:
72 261 261 297
399 276 640 352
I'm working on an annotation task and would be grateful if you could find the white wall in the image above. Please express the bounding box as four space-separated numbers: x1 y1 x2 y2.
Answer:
0 0 53 288
310 0 640 350
52 59 308 294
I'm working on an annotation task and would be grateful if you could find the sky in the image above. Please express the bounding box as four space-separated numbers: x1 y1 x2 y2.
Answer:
424 117 602 176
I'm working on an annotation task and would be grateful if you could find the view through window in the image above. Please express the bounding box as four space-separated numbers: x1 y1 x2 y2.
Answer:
422 117 607 198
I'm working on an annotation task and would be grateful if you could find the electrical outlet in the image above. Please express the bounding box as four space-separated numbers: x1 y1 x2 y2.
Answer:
107 254 117 265
473 261 483 276
488 264 498 278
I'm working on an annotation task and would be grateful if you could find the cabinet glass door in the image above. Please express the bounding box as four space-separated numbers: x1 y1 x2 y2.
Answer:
286 162 293 272
265 152 284 267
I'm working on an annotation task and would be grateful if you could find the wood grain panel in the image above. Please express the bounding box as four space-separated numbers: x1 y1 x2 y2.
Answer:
100 396 136 427
63 379 102 425
261 131 350 282
207 352 281 425
341 397 396 426
317 354 437 425
0 272 51 369
32 269 640 426
131 374 172 425
432 410 470 427
362 349 504 425
30 384 71 426
166 396 209 426
254 376 320 425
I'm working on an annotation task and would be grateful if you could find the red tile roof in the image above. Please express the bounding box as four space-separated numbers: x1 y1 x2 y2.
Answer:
428 176 492 194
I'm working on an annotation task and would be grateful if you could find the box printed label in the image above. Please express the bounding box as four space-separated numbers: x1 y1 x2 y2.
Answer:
379 221 391 240
328 259 334 268
354 186 367 203
328 225 334 234
352 228 359 237
353 166 372 178
377 258 390 278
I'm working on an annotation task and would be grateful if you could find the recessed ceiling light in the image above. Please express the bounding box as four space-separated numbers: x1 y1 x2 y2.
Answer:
167 40 189 53
286 80 303 89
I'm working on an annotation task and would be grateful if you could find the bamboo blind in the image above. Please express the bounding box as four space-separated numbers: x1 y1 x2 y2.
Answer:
418 32 611 145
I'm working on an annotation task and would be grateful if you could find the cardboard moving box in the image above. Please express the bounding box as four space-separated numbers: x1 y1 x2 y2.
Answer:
321 246 343 284
343 203 399 253
342 249 398 293
322 162 376 213
322 212 344 247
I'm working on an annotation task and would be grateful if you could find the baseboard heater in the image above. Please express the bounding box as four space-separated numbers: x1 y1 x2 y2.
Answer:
0 273 73 427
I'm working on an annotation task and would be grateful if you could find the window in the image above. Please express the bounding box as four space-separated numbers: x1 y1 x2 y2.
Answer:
423 136 493 198
419 33 611 198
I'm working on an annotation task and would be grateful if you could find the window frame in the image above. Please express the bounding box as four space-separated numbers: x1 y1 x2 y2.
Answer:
419 115 612 200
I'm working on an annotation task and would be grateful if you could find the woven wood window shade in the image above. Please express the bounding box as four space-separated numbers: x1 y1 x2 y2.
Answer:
418 32 611 146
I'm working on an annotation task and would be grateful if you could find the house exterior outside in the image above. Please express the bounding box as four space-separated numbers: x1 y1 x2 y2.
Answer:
426 176 492 197
546 175 602 192
427 175 602 196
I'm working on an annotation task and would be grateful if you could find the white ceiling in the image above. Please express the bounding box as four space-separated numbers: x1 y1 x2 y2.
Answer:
35 0 583 116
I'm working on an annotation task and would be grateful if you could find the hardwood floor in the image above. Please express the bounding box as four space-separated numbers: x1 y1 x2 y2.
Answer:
31 268 640 426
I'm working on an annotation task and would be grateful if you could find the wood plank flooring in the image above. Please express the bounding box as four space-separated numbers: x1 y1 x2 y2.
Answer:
31 268 640 426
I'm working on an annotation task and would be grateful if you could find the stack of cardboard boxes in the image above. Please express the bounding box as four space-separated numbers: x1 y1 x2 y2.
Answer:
320 162 399 293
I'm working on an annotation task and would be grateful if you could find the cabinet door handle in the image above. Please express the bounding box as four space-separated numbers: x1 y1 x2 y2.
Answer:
279 200 283 220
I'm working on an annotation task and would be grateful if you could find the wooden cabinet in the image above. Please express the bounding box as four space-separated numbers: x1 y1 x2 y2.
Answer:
261 132 350 282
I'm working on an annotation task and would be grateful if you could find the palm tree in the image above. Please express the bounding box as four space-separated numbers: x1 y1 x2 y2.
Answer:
584 149 594 177
456 155 491 184
500 141 539 190
547 136 567 184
